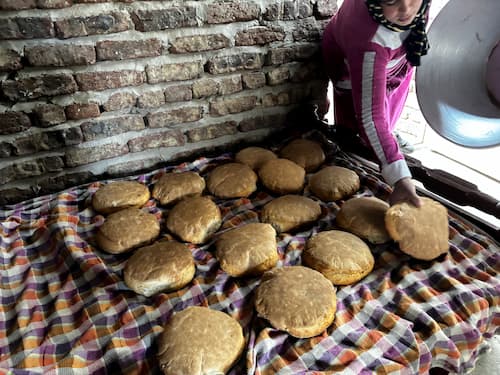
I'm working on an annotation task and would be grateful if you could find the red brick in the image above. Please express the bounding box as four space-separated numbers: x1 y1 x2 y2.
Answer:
37 0 73 9
146 62 202 84
65 143 129 167
0 48 23 71
146 106 203 128
96 39 162 61
127 129 185 152
207 2 260 24
75 70 145 91
25 44 96 67
65 103 100 120
131 7 197 32
137 91 165 109
54 12 132 39
0 0 36 10
1 17 55 39
2 74 77 101
0 111 31 135
169 34 229 53
235 26 285 46
102 92 137 111
33 104 66 127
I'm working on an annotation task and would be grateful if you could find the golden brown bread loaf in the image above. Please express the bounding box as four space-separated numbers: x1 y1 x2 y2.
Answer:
166 196 221 244
234 146 278 171
95 208 160 254
385 197 449 260
260 195 322 233
279 138 325 172
206 162 258 198
157 306 245 375
254 266 337 338
215 223 278 277
308 166 360 201
258 158 305 195
124 240 195 297
303 230 374 285
152 171 205 206
92 180 150 214
336 196 391 244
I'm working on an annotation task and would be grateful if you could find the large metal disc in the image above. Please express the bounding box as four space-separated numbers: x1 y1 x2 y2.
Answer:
416 0 500 148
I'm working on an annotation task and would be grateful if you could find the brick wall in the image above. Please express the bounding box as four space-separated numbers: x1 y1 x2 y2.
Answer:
0 0 338 205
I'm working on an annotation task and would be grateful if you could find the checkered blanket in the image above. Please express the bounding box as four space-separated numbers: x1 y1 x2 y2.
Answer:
1 136 499 374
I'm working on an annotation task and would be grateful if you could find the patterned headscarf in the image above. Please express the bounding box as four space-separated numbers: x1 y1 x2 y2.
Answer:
365 0 430 66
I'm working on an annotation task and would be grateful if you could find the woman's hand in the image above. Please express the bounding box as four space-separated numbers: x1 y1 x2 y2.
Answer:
389 177 422 207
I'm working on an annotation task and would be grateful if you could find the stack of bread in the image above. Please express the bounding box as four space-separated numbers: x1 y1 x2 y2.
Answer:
89 137 449 374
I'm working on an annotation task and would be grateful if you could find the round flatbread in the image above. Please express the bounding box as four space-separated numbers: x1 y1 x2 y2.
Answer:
258 158 305 195
336 196 391 244
166 196 221 244
303 230 374 285
235 146 278 171
279 138 325 172
95 208 160 254
92 180 150 214
261 195 322 233
124 240 195 297
254 266 337 338
152 171 205 206
385 197 449 260
157 306 245 375
207 162 258 198
215 223 278 277
308 166 360 201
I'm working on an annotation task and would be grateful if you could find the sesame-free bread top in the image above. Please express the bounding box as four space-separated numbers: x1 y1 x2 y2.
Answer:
308 166 360 202
260 195 322 233
92 180 150 214
95 207 160 254
152 171 205 206
303 230 374 285
235 146 278 171
254 266 337 338
385 197 449 260
258 158 306 195
157 306 245 375
206 162 258 199
336 196 391 244
279 138 325 172
166 196 222 244
124 240 195 297
215 222 278 277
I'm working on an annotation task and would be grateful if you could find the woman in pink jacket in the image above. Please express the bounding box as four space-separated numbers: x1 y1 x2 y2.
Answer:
322 0 432 207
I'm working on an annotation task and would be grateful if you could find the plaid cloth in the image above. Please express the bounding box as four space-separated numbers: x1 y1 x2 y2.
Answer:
1 135 499 375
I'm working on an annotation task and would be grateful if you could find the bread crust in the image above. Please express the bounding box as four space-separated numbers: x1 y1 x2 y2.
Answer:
336 196 391 244
254 266 337 338
95 208 160 254
308 166 360 201
207 162 258 198
124 240 195 297
258 158 305 195
260 195 322 233
92 181 150 214
235 146 277 171
166 196 221 244
279 138 325 172
152 171 205 206
157 306 245 375
385 197 449 260
215 223 278 277
303 230 374 285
